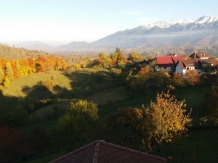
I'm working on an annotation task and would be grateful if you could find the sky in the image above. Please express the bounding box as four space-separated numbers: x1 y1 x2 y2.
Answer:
1 0 218 46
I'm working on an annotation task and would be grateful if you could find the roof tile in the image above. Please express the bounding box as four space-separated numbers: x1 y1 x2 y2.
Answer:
49 140 166 163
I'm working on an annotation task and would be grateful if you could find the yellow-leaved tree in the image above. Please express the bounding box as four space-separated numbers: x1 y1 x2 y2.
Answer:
144 91 192 152
99 91 192 154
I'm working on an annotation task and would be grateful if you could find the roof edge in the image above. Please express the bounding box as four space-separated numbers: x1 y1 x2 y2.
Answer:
99 140 166 161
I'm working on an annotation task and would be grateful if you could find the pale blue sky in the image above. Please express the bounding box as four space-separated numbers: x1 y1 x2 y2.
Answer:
1 0 218 45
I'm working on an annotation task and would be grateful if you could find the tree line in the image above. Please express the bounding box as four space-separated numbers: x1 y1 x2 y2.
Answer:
0 56 67 87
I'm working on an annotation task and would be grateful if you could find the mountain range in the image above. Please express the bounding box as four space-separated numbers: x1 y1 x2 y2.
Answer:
14 16 218 52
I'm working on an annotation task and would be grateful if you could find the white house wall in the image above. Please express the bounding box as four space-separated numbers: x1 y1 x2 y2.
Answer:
175 64 185 75
159 67 172 73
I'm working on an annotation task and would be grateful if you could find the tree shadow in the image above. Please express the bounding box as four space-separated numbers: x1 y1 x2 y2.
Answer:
63 69 118 98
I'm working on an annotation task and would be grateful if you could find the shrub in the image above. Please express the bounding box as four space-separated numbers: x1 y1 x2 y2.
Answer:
41 80 55 90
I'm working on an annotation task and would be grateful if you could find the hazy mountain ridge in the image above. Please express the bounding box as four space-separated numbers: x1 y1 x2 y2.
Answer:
56 41 89 51
16 41 52 51
14 16 218 52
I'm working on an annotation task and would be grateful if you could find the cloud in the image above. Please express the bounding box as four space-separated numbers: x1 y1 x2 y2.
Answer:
138 17 159 24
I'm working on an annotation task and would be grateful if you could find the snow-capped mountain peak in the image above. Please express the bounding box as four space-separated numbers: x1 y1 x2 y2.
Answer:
141 16 218 30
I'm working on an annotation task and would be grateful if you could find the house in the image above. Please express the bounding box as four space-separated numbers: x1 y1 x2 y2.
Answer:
189 52 210 59
155 55 184 73
175 59 217 76
175 60 199 76
49 140 166 163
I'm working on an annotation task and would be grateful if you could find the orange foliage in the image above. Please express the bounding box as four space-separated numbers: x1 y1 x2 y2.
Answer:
139 67 149 75
0 56 68 85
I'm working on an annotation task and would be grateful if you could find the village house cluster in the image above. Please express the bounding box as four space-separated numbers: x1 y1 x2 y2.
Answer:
154 52 217 76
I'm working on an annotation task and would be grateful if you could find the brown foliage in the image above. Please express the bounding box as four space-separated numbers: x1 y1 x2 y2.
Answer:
0 127 30 162
185 70 200 86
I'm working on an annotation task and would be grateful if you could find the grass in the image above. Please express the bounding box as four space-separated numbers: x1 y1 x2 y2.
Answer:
84 85 130 106
160 128 218 163
17 119 58 135
99 93 156 118
1 71 72 98
174 85 210 107
174 85 210 125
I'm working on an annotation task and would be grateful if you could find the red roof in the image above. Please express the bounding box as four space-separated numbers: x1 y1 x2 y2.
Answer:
171 56 184 63
49 140 166 163
156 56 184 67
156 56 173 65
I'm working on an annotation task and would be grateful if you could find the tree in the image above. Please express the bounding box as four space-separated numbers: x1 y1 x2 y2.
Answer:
144 91 192 151
185 70 200 86
57 61 62 70
172 72 185 87
139 67 149 75
15 60 21 78
110 48 127 66
99 108 144 148
5 62 14 80
1 107 28 127
0 127 30 162
0 67 4 85
129 71 171 92
128 52 143 62
115 47 121 53
94 53 112 68
55 100 99 148
28 128 51 156
3 76 10 88
99 91 192 153
35 62 43 72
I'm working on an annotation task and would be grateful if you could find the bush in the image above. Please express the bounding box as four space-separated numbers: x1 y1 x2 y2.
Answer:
1 107 28 127
41 80 55 90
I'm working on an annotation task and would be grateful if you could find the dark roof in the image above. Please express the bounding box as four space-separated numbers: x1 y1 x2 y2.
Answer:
49 140 166 163
176 59 217 70
182 60 199 67
199 59 217 66
189 52 210 59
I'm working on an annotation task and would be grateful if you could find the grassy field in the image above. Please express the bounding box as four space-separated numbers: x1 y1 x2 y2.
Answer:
1 69 217 163
160 128 218 163
0 71 72 97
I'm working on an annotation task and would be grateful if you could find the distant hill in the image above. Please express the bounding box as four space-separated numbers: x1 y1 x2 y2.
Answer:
15 41 52 51
0 44 52 60
56 41 89 51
